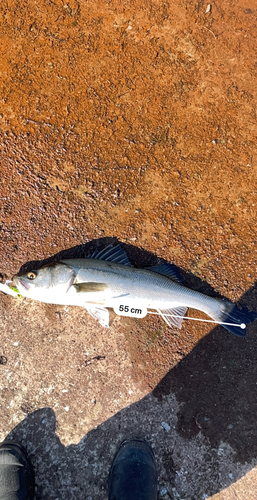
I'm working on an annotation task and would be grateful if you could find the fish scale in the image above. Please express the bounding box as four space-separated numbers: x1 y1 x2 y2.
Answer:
69 258 218 314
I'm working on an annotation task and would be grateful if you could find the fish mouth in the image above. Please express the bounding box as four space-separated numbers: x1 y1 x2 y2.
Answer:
14 277 30 291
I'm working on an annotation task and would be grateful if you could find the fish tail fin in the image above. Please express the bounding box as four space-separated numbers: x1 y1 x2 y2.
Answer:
210 299 257 337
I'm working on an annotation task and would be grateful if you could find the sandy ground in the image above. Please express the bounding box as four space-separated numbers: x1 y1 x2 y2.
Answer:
1 0 257 498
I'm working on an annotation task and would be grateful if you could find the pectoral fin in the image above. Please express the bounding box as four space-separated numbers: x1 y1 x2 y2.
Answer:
84 305 110 328
73 282 108 293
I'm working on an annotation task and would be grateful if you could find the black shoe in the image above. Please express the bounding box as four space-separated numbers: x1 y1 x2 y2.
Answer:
0 440 35 500
108 438 158 500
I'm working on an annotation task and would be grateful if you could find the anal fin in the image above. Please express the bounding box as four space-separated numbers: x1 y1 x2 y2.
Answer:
158 306 188 329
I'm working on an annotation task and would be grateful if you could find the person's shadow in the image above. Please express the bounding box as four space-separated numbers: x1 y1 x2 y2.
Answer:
6 239 257 499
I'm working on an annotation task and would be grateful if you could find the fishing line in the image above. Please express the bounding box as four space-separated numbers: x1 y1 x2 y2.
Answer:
147 310 246 330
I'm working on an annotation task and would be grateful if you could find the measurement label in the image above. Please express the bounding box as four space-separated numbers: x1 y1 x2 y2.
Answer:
114 303 147 318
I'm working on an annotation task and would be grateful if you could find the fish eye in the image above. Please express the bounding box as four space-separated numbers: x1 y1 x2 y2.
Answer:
27 272 37 280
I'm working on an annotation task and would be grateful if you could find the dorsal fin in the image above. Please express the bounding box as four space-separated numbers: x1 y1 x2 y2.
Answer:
88 245 132 266
148 263 183 284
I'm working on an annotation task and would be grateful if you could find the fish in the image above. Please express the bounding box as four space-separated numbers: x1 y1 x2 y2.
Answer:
12 245 257 336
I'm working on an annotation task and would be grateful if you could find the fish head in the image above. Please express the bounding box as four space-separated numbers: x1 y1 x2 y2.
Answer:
12 262 76 301
13 268 51 298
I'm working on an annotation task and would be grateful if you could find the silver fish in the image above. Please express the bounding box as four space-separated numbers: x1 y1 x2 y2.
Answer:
13 245 256 336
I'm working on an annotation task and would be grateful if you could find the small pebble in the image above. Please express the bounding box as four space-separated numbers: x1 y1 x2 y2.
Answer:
161 421 171 432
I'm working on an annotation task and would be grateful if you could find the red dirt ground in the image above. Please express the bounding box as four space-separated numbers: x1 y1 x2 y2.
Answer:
1 0 257 383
